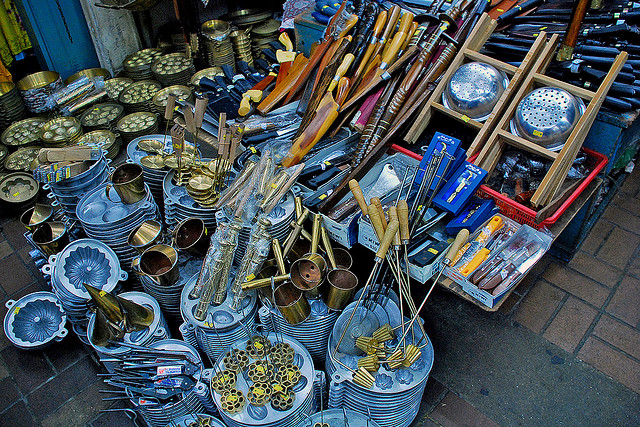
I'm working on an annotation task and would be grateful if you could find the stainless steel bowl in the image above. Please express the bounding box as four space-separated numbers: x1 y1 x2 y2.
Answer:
510 87 586 151
442 62 509 122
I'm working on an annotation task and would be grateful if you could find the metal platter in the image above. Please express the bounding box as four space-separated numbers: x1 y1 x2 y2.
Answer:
40 117 83 147
79 102 125 132
0 172 39 203
211 333 315 427
152 85 193 118
294 408 382 427
116 112 159 143
151 53 196 87
190 67 223 88
123 48 163 81
222 9 272 26
1 117 46 148
104 77 133 100
118 80 162 113
76 130 120 160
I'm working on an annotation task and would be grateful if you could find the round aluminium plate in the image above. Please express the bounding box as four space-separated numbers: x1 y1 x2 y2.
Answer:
167 414 226 427
51 238 126 298
294 408 381 427
4 146 41 172
4 291 67 349
1 117 46 148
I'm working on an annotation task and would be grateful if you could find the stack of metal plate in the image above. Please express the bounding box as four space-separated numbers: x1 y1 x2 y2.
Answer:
138 254 201 324
104 77 133 101
325 300 433 427
46 154 110 221
230 27 253 66
3 291 67 350
151 53 196 87
258 298 339 366
3 146 41 172
79 102 125 133
181 273 259 361
76 130 121 160
130 340 206 427
76 182 161 271
86 291 170 373
211 332 316 427
294 408 382 427
126 135 174 206
16 71 64 113
167 414 225 427
1 117 46 150
119 80 162 113
116 112 159 144
151 85 193 126
164 170 218 232
0 82 27 131
42 238 127 325
201 20 235 70
223 8 272 27
190 67 223 89
40 117 83 147
123 48 163 81
251 19 281 60
220 190 296 262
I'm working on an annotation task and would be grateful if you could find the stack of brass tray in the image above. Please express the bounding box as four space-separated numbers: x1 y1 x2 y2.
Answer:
190 67 223 89
151 53 196 87
79 102 125 133
104 77 133 101
230 27 253 66
116 112 160 143
1 117 46 150
64 68 111 85
152 85 194 126
251 18 280 60
119 80 162 113
4 146 41 172
39 117 83 147
201 20 235 70
76 129 121 159
123 48 163 81
16 71 64 113
0 82 27 131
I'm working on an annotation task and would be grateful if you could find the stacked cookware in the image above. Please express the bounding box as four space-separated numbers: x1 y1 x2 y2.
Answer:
0 82 27 131
151 85 193 127
16 71 64 113
76 182 161 271
79 102 125 133
230 27 253 66
123 48 163 81
1 117 46 150
251 19 280 60
201 20 235 70
180 273 259 361
164 170 219 232
46 153 111 221
42 239 127 326
151 53 196 87
104 77 133 101
127 135 174 206
39 117 83 147
86 291 170 373
118 80 162 113
116 112 160 144
76 130 121 160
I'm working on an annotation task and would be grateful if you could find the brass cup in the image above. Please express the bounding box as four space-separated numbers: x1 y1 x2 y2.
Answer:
290 253 327 292
138 244 179 286
107 163 145 204
32 221 68 256
128 220 162 253
173 217 208 256
324 268 358 311
274 283 310 325
333 248 353 270
20 204 53 231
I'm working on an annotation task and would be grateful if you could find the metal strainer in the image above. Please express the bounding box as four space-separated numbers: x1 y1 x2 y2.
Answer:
442 62 510 122
510 87 586 151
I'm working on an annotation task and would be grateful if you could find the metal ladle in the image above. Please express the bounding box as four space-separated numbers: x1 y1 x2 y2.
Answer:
321 227 358 311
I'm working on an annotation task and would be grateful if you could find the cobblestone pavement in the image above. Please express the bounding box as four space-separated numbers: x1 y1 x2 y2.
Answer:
0 168 638 426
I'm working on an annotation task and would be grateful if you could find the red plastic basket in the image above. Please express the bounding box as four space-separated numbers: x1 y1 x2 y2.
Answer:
390 144 608 230
472 148 607 229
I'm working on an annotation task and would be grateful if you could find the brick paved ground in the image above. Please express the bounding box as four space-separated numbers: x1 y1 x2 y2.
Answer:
0 167 638 426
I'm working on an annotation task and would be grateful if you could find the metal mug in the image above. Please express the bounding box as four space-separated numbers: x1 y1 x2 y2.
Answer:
20 204 53 231
107 163 145 204
128 220 163 253
32 221 68 256
133 244 179 287
173 218 209 256
274 282 311 325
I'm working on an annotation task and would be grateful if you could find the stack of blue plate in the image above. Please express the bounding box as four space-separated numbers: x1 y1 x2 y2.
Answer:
211 333 316 427
180 273 259 361
76 183 160 271
42 239 127 325
86 291 170 373
45 154 111 221
258 298 339 366
126 135 177 205
325 300 434 427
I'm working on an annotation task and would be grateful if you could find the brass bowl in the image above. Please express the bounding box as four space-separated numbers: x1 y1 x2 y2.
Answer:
128 219 163 253
201 20 230 38
16 71 60 91
32 221 68 256
20 204 53 231
64 68 111 85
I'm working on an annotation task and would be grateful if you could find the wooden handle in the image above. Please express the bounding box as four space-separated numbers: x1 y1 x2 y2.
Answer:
372 10 387 38
279 32 293 51
397 199 410 243
272 238 286 275
368 203 384 241
311 213 322 253
401 22 418 52
239 95 251 116
339 14 359 37
321 226 337 269
336 77 350 104
257 54 308 114
328 54 355 93
388 206 401 247
349 180 368 217
194 97 207 128
445 229 470 265
370 197 387 231
381 6 401 43
397 12 414 35
242 274 289 291
164 94 176 120
381 31 405 68
183 107 196 133
376 219 399 261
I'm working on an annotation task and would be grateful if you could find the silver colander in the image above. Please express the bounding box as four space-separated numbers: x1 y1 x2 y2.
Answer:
510 87 586 151
442 62 510 122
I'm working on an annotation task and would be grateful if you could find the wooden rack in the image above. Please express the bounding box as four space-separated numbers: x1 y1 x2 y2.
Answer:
403 14 548 158
474 36 628 207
